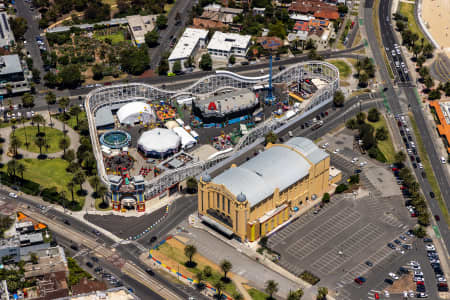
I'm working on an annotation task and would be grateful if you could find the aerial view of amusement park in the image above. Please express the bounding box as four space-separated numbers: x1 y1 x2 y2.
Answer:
0 0 449 299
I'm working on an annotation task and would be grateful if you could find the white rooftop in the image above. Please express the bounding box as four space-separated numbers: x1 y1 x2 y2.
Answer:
168 28 208 61
207 32 251 52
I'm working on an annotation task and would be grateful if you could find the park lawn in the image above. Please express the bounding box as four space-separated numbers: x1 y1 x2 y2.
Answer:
398 2 425 42
409 114 449 225
369 115 396 163
328 59 352 78
62 111 86 130
94 32 125 44
13 126 67 154
6 158 85 205
248 288 269 300
95 198 112 211
151 237 238 296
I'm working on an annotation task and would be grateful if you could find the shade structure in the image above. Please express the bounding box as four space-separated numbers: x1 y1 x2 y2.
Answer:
117 101 155 125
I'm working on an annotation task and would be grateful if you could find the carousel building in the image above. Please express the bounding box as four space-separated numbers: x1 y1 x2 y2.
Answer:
197 137 341 242
137 128 181 158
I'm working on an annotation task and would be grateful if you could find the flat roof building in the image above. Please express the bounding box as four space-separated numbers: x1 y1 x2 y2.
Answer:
0 54 31 96
0 13 15 48
207 32 251 58
168 28 208 71
198 137 341 242
126 15 157 46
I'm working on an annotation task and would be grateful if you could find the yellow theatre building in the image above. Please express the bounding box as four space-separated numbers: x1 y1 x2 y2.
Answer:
198 137 341 242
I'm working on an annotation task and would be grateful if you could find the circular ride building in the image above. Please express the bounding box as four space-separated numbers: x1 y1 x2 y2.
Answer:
137 128 181 158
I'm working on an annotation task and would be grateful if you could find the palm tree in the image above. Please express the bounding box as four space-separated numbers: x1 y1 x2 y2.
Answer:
288 289 304 300
6 159 18 177
16 163 26 181
265 280 279 299
89 175 101 197
35 136 45 156
58 97 70 135
74 170 86 194
184 244 197 267
356 59 362 77
220 260 232 282
45 92 57 127
32 114 45 135
69 105 82 128
98 184 108 207
317 287 328 300
67 180 76 202
215 281 224 299
195 271 205 289
59 137 70 156
10 135 22 157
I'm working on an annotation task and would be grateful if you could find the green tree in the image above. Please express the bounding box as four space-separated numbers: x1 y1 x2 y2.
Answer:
322 193 330 203
375 126 388 141
145 30 159 47
413 226 426 238
10 136 21 157
229 55 236 65
196 271 205 289
186 177 197 193
356 112 366 124
32 114 45 135
67 179 76 202
74 170 86 194
184 244 197 267
265 280 279 299
59 97 70 134
215 281 225 299
30 252 38 264
89 175 101 197
413 44 422 59
428 89 441 100
417 55 426 67
419 66 429 78
156 14 168 29
265 131 278 144
203 265 212 277
234 293 244 300
199 53 213 71
394 151 406 165
317 287 328 300
70 105 82 127
6 159 18 177
45 91 57 128
333 90 345 107
337 4 348 14
59 137 70 156
92 63 104 80
59 64 82 88
358 72 369 87
158 57 170 75
9 17 28 40
220 259 232 282
422 43 433 57
172 60 182 74
35 136 46 156
22 93 34 108
424 75 434 90
16 162 26 181
367 108 380 122
98 184 108 207
32 68 41 83
120 46 150 75
288 289 304 300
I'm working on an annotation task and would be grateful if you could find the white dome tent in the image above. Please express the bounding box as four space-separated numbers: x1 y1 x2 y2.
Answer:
117 101 155 125
137 128 181 158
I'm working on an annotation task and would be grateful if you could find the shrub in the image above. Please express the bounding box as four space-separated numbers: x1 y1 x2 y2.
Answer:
335 184 348 193
299 271 320 285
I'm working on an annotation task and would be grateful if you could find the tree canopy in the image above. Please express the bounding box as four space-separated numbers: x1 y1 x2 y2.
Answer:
120 46 150 75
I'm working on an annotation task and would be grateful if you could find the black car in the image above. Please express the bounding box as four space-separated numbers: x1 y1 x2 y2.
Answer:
145 268 155 276
413 163 417 168
416 285 426 292
394 239 402 245
423 238 433 243
365 261 373 267
385 278 394 285
430 192 435 198
408 135 413 141
86 262 93 268
70 244 78 251
422 172 426 178
438 286 449 292
91 256 99 262
416 157 421 163
413 149 417 154
150 236 158 244
94 267 102 273
387 243 396 249
92 230 101 236
400 130 405 136
399 267 409 274
402 244 411 250
63 219 70 225
410 155 415 161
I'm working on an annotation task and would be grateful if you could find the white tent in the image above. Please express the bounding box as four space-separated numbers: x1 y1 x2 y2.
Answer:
117 102 155 125
173 127 197 150
137 128 181 156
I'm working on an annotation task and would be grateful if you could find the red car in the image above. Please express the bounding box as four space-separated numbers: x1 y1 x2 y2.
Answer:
411 212 417 217
417 281 425 285
400 186 407 190
374 292 380 299
392 167 399 171
354 278 363 285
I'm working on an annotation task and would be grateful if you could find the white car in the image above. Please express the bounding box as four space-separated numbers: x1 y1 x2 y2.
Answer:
417 293 428 298
437 277 447 282
409 260 419 266
418 163 423 169
333 149 340 154
389 272 399 280
321 143 329 149
384 290 390 297
414 271 424 276
412 265 421 270
414 276 424 282
8 192 18 198
441 157 447 164
426 244 435 251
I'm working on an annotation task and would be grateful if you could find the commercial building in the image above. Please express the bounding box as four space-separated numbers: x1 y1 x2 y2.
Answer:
137 128 181 158
0 236 20 263
198 137 341 242
109 175 146 212
0 12 15 48
0 54 31 96
192 88 258 123
168 28 208 71
126 15 157 46
207 32 251 58
429 100 450 153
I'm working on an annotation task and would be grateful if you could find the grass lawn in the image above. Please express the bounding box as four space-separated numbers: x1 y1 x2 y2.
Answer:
328 59 352 78
57 112 86 131
94 32 125 44
4 158 85 205
248 288 269 300
398 2 425 42
13 126 67 154
409 114 449 225
352 30 362 47
152 238 238 296
95 198 112 211
369 115 396 163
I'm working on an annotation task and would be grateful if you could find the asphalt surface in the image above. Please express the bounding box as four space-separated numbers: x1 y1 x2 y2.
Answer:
430 54 450 83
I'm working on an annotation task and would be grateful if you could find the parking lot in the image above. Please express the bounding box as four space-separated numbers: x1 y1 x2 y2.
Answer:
267 129 414 288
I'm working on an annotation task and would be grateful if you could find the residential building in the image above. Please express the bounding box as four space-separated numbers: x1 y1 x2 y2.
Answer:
289 0 338 15
198 137 341 242
0 12 15 48
0 54 31 96
314 9 340 20
168 28 208 71
23 271 69 299
126 15 157 46
0 236 20 263
23 246 68 279
71 278 107 296
200 11 234 24
255 36 284 51
207 32 251 58
252 7 266 15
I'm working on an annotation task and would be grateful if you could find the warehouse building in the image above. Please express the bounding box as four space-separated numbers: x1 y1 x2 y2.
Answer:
207 32 251 58
198 137 341 242
168 28 208 72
